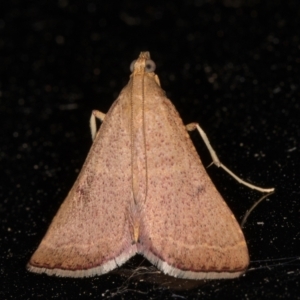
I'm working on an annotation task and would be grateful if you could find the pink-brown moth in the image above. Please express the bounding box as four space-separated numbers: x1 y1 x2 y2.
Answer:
27 52 274 279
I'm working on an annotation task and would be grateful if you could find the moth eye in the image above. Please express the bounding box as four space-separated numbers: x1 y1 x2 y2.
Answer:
145 59 156 72
130 60 137 72
129 59 156 72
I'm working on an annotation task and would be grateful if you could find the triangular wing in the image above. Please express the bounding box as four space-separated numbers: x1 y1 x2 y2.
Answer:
138 93 249 279
27 91 137 277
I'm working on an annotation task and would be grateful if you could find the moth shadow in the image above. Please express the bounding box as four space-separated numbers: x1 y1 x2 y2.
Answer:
110 254 207 291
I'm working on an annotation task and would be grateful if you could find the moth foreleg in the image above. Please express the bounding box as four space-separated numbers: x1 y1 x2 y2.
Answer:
90 110 106 140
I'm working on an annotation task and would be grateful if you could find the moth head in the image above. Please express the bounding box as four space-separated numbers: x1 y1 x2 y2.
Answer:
130 58 156 73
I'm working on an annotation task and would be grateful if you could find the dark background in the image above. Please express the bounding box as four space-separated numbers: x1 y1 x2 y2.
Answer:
1 0 299 299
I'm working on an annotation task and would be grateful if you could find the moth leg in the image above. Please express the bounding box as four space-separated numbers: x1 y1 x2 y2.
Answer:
186 122 275 193
90 110 106 140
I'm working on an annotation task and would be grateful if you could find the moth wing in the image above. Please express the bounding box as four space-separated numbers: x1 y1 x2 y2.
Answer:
28 93 136 277
138 96 249 279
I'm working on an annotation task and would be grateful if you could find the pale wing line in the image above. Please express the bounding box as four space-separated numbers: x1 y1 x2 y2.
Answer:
144 236 247 251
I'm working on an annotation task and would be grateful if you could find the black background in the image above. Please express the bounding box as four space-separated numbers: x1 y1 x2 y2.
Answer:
1 1 299 299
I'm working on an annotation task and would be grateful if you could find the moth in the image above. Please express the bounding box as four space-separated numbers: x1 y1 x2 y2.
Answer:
27 52 274 279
